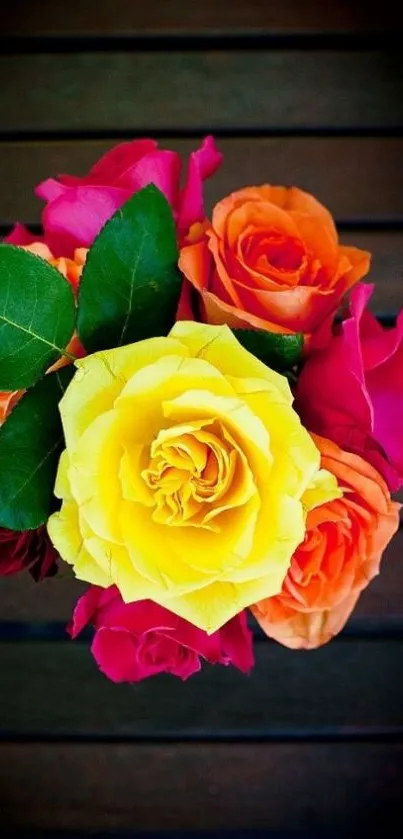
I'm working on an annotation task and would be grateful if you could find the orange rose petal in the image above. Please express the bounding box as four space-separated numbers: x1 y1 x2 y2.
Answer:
338 245 371 289
251 435 400 649
201 288 294 333
0 390 23 425
179 239 212 293
73 247 88 267
252 591 360 650
202 286 334 350
225 201 299 248
212 188 262 238
212 186 302 239
22 241 88 294
23 242 54 261
236 227 306 289
48 332 86 374
289 212 339 278
230 278 336 332
259 185 290 208
316 434 391 493
207 236 244 308
50 250 88 293
217 185 338 245
278 186 338 243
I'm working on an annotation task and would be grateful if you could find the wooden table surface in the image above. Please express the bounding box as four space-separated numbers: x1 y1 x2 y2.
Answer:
0 0 403 833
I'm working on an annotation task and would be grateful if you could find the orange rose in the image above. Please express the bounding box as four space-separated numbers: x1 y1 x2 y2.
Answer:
0 243 87 424
251 434 400 649
23 242 87 292
179 186 370 347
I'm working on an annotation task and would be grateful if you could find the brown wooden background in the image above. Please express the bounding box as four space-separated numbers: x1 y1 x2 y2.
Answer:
1 1 403 833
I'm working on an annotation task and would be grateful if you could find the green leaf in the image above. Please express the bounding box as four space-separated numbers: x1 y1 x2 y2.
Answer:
233 328 304 371
0 245 76 390
77 185 181 352
0 367 74 531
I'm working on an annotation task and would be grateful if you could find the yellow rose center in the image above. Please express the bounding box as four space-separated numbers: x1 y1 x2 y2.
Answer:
141 419 256 531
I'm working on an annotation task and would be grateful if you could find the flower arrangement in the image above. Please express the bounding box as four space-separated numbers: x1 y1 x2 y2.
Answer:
0 136 401 682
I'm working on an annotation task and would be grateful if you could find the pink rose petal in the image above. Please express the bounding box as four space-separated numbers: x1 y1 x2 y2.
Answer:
297 283 403 490
178 135 223 234
34 136 222 255
69 586 254 684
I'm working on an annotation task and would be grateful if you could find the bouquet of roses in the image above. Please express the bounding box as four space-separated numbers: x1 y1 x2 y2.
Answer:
0 136 401 683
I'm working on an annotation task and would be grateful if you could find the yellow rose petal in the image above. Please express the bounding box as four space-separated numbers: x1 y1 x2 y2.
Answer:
74 545 112 588
162 567 289 634
119 444 154 507
232 380 320 499
53 450 73 500
68 410 123 544
170 321 293 404
61 337 188 448
302 467 342 512
119 492 260 586
47 501 81 566
115 354 235 411
219 493 304 584
84 536 157 600
47 501 111 588
50 322 330 634
164 389 273 475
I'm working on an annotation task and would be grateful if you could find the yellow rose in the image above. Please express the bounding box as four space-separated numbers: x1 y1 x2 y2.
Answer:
48 322 338 633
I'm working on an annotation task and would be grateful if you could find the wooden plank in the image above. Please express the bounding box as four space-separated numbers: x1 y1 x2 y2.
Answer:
342 231 403 313
1 0 395 38
0 566 85 623
1 525 403 624
354 529 403 619
0 640 402 736
1 138 403 225
1 742 402 830
0 51 401 133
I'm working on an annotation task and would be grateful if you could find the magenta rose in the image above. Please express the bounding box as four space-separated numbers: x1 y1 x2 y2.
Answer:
0 526 58 580
6 136 222 257
69 586 254 683
296 284 403 490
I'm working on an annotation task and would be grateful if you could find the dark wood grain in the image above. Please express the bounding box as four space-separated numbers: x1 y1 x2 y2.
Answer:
342 231 403 312
1 138 403 224
0 51 401 134
1 0 396 38
1 527 403 623
0 568 85 622
1 742 402 830
0 639 402 736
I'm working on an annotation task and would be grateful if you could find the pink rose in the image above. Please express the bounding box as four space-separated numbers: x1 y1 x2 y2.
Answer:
69 586 254 683
296 284 403 490
6 137 222 258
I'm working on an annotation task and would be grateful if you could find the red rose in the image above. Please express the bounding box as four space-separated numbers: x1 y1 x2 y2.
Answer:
0 526 58 580
69 586 254 683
